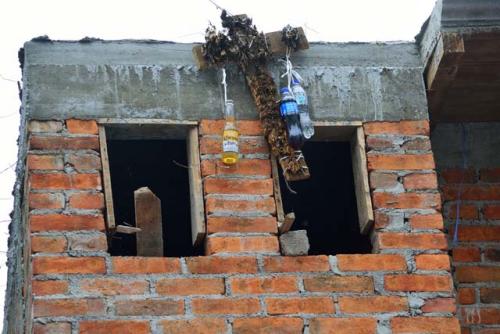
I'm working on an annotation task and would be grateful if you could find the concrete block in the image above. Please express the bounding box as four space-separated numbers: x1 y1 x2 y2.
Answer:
279 230 310 256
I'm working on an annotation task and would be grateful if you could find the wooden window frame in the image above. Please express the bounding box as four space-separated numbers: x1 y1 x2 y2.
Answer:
273 121 374 235
97 118 206 247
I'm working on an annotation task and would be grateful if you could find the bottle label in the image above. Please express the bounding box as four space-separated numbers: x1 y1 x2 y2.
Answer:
223 129 239 153
280 101 299 117
295 94 307 105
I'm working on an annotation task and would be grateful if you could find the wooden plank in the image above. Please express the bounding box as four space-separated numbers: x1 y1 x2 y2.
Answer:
187 126 206 246
350 126 374 235
116 225 142 234
98 125 116 230
98 118 197 125
279 212 295 234
271 156 285 224
134 187 164 257
192 27 309 69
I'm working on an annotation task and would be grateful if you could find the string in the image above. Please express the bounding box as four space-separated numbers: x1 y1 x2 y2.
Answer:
221 68 228 104
453 123 468 245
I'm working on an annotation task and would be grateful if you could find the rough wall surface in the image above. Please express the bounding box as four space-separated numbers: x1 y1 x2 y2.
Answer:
23 119 460 334
432 122 500 334
23 41 428 122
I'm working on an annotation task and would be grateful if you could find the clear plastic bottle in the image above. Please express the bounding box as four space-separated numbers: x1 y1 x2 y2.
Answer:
221 100 239 165
291 78 314 139
279 87 304 150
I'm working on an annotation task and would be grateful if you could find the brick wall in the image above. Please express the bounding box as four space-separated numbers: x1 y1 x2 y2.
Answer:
27 119 460 333
439 164 500 333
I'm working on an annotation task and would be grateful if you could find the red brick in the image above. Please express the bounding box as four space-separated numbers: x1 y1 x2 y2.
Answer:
205 197 276 214
231 276 298 294
378 233 448 250
484 204 500 219
78 278 149 296
442 184 500 201
29 120 63 133
309 318 377 334
67 233 107 251
369 172 399 189
484 248 500 262
263 256 330 272
415 254 451 271
475 329 500 334
33 256 106 274
373 192 441 210
207 216 277 234
34 323 71 334
403 173 437 189
410 214 444 230
30 173 101 190
160 319 227 334
30 136 99 150
191 298 260 315
391 316 460 334
233 318 303 334
27 154 64 170
402 137 432 151
385 275 452 292
363 121 429 136
79 321 150 334
480 288 500 304
374 211 391 229
156 278 225 295
303 276 374 293
447 203 479 220
200 136 268 154
206 236 279 254
68 192 104 210
456 266 500 282
339 296 408 313
337 254 406 271
200 120 263 136
481 167 500 182
440 168 476 184
266 297 334 315
460 307 500 325
66 119 98 134
186 256 257 274
453 247 481 262
422 297 456 313
367 154 435 170
450 225 500 242
204 178 273 195
29 192 65 210
31 235 67 253
30 214 105 232
33 298 105 317
458 287 476 305
366 136 395 150
32 280 68 296
201 159 271 177
66 154 101 171
112 257 180 274
115 299 183 316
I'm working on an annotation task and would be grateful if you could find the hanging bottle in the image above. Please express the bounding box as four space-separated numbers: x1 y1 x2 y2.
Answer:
221 100 239 165
291 77 314 139
279 87 304 150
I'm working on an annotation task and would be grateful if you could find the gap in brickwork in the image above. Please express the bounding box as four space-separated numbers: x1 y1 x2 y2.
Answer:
107 139 203 257
279 141 372 255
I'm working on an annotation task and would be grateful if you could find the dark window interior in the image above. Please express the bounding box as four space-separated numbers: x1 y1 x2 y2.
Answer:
279 141 372 255
107 138 203 257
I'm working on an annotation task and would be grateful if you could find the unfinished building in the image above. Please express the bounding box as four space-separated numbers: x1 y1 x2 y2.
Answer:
3 0 499 333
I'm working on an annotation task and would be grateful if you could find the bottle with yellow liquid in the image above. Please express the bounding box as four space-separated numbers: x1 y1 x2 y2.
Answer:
221 100 239 165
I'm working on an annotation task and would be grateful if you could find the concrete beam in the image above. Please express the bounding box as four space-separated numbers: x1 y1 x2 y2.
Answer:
23 40 428 122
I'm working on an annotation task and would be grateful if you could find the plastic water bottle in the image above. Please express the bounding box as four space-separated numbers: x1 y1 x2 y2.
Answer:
291 78 314 139
279 87 304 150
221 100 239 165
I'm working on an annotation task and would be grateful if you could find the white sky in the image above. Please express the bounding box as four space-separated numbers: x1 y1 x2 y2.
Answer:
0 0 436 325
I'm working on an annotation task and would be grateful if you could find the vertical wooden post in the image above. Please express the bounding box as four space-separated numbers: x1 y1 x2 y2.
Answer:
134 187 164 256
187 126 206 246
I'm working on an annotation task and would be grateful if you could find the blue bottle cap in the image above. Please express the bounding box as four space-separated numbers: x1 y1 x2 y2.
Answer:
280 87 290 94
291 78 300 85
